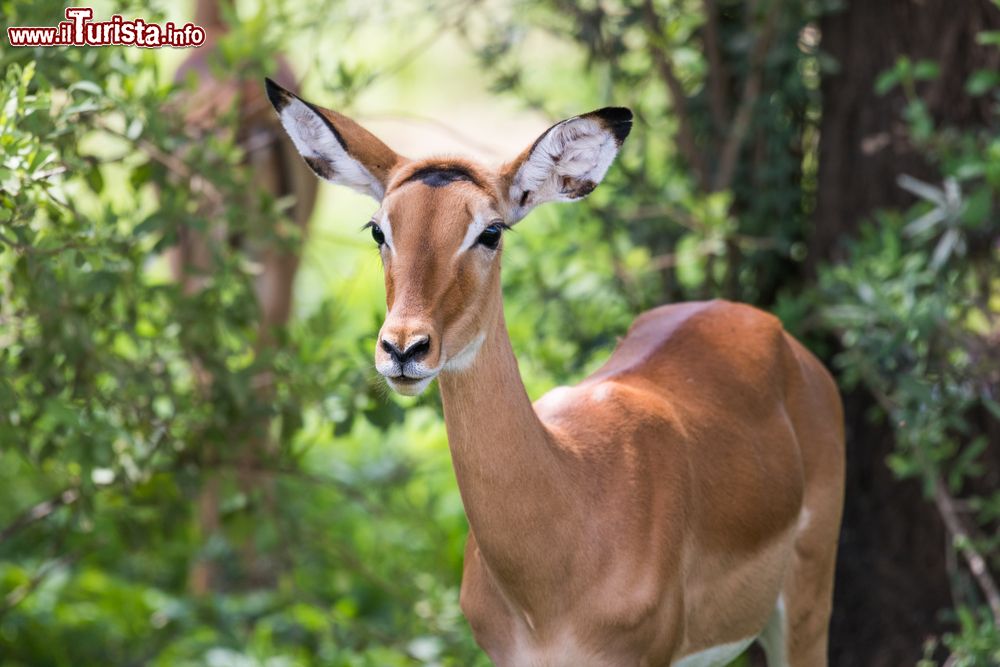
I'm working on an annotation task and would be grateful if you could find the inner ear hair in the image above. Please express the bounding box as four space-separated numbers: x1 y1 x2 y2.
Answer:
264 77 406 201
501 106 632 223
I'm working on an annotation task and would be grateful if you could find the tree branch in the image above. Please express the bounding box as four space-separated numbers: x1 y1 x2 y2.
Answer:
0 552 79 620
933 476 1000 629
865 385 1000 629
641 0 707 185
711 0 782 192
93 119 225 209
702 0 730 132
0 488 79 545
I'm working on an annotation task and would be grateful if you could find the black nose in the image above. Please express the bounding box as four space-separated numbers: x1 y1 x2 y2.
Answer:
381 336 431 364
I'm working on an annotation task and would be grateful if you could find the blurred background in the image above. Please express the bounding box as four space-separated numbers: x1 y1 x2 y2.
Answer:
1 0 999 665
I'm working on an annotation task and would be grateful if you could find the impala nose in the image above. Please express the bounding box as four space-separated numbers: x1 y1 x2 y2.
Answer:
380 334 431 365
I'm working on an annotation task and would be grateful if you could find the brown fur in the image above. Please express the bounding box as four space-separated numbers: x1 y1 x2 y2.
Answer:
266 89 845 666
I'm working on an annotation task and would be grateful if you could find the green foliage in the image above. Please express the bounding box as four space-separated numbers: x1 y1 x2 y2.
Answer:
822 38 1000 661
1 0 998 664
0 1 481 665
456 0 840 310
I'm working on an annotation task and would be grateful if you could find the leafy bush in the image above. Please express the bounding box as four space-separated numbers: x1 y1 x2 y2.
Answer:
0 1 482 664
2 0 998 664
823 45 1000 665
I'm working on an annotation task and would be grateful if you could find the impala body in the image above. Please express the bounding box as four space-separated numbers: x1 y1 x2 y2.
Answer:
265 78 845 667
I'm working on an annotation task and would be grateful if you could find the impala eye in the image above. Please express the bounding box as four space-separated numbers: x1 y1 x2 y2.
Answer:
476 223 505 250
370 223 386 246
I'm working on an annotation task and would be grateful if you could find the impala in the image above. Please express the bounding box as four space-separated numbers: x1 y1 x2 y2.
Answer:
265 77 845 667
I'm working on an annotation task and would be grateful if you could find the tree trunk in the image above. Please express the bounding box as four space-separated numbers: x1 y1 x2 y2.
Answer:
813 0 1000 267
814 2 1000 664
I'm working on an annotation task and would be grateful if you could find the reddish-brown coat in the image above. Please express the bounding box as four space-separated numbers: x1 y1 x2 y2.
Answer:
265 84 845 666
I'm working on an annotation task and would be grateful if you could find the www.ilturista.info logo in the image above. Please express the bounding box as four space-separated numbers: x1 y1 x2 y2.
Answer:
7 7 206 48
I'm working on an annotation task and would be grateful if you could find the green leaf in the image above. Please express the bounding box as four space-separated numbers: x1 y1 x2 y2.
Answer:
875 69 902 95
913 60 941 81
966 69 1000 96
134 212 166 236
85 165 104 194
675 233 706 290
983 396 1000 423
68 80 103 97
125 118 144 141
976 30 1000 46
903 100 935 142
960 186 992 228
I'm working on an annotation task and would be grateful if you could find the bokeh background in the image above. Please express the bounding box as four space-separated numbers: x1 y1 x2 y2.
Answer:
1 0 999 665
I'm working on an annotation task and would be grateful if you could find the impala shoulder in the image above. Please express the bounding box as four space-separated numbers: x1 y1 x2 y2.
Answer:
534 381 670 446
654 298 781 334
535 383 615 424
627 299 786 354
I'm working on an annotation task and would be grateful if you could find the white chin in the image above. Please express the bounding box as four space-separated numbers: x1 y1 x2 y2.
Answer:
386 375 435 396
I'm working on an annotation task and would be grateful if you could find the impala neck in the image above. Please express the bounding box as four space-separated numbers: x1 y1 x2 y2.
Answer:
438 305 580 596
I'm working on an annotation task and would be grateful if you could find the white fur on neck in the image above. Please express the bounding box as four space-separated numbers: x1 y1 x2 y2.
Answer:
444 332 486 372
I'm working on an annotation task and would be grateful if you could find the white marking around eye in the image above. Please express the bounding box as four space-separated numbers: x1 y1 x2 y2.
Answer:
379 210 395 255
455 212 489 257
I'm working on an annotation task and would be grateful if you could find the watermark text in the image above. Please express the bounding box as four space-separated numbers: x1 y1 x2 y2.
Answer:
7 8 207 48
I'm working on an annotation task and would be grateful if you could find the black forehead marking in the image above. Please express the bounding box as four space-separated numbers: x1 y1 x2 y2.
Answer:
404 165 484 189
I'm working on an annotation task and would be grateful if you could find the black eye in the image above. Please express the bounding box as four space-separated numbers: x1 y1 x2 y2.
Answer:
370 224 385 246
476 223 504 250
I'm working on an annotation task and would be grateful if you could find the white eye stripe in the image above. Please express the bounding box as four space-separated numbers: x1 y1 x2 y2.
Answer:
379 210 395 254
455 213 492 257
380 211 497 258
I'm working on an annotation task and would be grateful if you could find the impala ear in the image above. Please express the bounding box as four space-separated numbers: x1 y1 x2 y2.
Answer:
498 107 632 223
264 78 405 201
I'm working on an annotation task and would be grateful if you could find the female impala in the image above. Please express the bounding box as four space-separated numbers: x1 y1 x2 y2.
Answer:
265 78 845 667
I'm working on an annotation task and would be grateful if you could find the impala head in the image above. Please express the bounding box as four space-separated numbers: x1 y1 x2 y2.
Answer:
265 78 631 395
